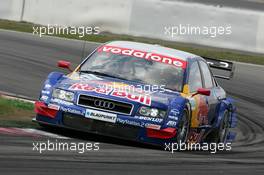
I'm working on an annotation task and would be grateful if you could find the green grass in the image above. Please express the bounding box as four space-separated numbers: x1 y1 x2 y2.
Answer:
0 97 33 115
0 97 37 128
0 120 37 128
0 19 264 65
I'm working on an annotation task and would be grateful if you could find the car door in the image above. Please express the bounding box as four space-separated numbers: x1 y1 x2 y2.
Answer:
188 60 210 128
198 60 219 125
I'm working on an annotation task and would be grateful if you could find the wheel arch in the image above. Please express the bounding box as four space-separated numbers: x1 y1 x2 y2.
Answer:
213 97 237 129
168 97 191 129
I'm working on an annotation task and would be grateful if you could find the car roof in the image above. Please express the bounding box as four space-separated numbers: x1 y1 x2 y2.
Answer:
105 41 199 61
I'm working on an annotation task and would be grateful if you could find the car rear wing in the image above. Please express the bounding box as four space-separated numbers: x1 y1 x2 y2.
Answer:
202 57 235 80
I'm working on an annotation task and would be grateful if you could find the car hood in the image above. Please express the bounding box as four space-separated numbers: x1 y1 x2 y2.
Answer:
55 72 182 109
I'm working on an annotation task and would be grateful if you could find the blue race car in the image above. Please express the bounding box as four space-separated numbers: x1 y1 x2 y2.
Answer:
34 41 237 147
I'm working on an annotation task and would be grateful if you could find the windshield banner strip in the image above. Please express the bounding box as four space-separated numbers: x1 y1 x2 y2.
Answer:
97 45 187 68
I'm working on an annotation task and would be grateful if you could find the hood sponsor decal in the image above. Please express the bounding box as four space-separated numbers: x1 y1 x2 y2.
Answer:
134 116 163 123
41 90 50 95
145 124 161 130
50 98 74 106
166 121 177 127
85 109 117 123
61 106 85 116
98 45 187 68
116 118 161 130
116 118 143 127
111 90 151 106
188 95 209 127
168 115 178 121
69 83 152 106
44 84 52 89
40 95 49 102
69 83 112 95
48 104 60 110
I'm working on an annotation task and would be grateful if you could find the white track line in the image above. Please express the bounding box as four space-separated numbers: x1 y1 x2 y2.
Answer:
0 91 35 103
20 128 70 139
0 127 70 139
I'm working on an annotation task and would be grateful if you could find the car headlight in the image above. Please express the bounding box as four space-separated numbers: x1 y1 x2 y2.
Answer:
138 106 166 118
52 89 74 102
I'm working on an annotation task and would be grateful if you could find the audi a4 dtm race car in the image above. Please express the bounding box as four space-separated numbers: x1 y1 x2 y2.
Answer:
34 41 237 147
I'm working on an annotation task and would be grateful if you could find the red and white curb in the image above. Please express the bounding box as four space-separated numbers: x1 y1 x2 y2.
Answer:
0 127 70 139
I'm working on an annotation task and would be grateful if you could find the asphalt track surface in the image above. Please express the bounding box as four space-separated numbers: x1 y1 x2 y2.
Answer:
0 30 264 175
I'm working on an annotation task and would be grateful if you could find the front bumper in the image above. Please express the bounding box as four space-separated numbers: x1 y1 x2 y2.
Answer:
34 101 178 146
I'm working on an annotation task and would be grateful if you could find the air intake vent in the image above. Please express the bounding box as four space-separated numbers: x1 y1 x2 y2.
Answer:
78 95 133 115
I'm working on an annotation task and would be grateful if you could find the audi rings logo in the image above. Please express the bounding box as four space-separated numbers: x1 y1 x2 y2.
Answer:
94 100 115 109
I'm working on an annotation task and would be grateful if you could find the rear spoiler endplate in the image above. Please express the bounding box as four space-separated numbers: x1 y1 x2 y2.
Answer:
203 57 235 80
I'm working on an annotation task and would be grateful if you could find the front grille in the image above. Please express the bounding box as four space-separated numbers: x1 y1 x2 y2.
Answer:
63 113 139 139
77 95 133 115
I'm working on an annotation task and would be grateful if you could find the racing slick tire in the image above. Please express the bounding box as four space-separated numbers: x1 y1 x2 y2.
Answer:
207 110 230 143
176 108 191 144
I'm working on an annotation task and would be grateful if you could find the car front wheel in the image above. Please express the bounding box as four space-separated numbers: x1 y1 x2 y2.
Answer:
176 108 190 144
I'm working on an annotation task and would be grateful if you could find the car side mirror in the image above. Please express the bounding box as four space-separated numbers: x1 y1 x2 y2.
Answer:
57 60 72 72
191 88 211 97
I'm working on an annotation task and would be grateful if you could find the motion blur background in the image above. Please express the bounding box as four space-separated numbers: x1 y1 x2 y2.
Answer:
0 1 264 175
1 0 264 54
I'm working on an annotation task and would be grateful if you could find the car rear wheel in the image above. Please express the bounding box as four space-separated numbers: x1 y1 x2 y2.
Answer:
208 110 230 143
219 110 230 143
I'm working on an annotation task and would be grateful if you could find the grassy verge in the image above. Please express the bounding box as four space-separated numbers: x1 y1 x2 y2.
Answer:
0 19 263 65
0 97 37 128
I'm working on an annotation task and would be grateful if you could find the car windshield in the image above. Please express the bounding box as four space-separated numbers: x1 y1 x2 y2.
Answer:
80 47 186 92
